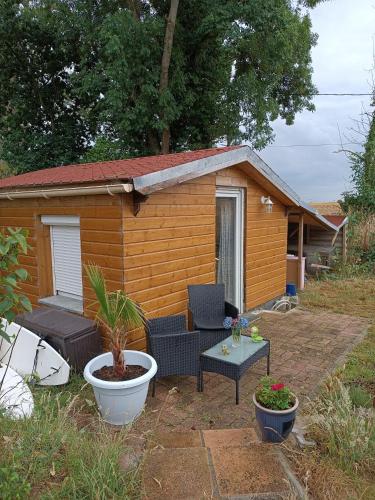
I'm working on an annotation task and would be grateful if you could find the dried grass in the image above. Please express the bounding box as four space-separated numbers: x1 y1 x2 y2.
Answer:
285 447 361 500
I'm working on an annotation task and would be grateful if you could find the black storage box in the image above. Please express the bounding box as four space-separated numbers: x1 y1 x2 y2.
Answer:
16 307 102 372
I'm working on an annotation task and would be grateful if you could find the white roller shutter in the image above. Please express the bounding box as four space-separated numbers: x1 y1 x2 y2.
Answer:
50 224 83 298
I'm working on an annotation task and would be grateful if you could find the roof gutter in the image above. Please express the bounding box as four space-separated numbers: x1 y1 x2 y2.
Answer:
0 182 133 200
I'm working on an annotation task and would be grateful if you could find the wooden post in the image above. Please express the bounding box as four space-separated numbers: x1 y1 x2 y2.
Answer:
342 224 347 263
35 216 54 298
298 213 304 288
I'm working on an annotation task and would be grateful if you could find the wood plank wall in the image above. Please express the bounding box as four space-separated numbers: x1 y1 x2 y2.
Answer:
123 176 217 350
0 195 124 321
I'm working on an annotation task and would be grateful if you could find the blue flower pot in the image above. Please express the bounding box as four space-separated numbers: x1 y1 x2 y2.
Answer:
253 394 299 443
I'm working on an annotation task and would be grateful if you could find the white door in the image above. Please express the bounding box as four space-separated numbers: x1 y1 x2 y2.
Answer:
215 188 244 312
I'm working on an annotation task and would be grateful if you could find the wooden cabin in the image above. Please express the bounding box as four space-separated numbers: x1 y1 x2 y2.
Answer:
0 146 337 350
288 201 347 272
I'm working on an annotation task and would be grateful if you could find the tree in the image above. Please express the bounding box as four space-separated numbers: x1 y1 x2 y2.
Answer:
341 105 375 262
159 0 179 154
342 110 375 214
0 0 322 172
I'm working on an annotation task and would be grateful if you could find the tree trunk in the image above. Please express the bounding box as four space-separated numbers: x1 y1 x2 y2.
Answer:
125 0 141 21
160 0 179 155
112 343 126 378
147 130 161 155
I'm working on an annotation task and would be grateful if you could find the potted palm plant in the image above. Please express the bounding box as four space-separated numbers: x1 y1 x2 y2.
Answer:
83 265 157 425
253 376 299 443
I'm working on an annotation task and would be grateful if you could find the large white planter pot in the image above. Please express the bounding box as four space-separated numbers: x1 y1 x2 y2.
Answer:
84 350 157 426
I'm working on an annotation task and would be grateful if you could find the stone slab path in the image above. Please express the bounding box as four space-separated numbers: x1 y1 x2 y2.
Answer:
135 309 367 433
142 428 300 499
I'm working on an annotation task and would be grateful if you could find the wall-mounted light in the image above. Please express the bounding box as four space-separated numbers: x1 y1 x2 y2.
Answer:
261 195 273 214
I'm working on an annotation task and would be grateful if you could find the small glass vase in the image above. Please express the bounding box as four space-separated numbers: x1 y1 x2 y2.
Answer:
231 328 241 348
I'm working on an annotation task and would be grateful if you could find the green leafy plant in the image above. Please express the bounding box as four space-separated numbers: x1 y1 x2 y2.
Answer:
255 376 295 411
85 265 144 378
0 228 32 341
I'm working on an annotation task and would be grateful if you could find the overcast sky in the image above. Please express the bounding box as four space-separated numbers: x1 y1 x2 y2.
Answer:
259 0 374 202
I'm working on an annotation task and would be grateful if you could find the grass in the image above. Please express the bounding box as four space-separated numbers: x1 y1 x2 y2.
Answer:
289 277 375 499
301 276 375 319
0 374 141 499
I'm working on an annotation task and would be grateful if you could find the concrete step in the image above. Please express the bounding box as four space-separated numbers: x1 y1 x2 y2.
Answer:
142 428 302 499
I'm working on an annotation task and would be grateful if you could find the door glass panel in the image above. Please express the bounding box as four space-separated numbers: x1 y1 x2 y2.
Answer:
216 197 236 305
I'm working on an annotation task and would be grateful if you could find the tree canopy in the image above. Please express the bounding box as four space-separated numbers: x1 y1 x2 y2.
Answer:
0 0 323 173
342 110 375 214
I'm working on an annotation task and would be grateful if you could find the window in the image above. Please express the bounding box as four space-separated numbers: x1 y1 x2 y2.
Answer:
40 215 83 313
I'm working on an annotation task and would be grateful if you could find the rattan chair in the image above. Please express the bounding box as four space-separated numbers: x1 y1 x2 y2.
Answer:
188 284 239 352
146 314 201 396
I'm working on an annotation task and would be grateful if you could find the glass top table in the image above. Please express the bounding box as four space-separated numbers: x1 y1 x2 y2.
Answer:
202 335 268 365
200 335 270 404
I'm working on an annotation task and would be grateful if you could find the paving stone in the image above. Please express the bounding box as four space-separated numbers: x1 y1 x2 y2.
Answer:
203 428 258 448
142 447 213 499
119 435 146 471
210 444 290 497
149 430 203 449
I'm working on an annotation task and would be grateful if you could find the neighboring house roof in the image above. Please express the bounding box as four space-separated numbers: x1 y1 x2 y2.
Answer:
323 214 348 230
0 145 338 232
308 202 347 230
309 202 344 216
324 215 346 226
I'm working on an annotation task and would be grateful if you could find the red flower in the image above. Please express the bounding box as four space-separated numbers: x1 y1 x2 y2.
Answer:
271 383 285 391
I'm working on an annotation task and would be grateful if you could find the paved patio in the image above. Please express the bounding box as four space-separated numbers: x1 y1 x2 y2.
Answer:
135 308 368 432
